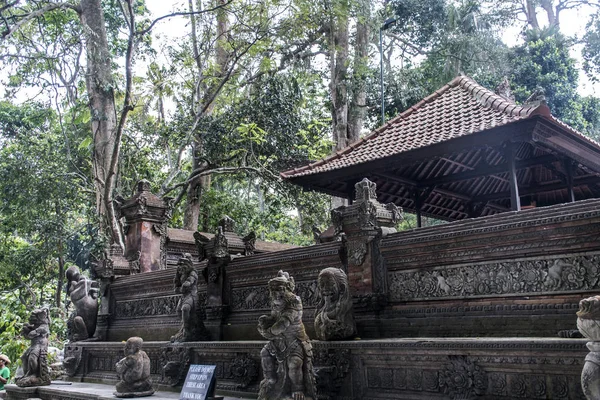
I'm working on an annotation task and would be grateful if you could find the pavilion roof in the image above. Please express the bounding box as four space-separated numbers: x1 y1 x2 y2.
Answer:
281 76 600 221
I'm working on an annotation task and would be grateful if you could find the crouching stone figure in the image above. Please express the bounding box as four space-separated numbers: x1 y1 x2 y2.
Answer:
257 270 317 400
114 337 154 398
16 308 51 387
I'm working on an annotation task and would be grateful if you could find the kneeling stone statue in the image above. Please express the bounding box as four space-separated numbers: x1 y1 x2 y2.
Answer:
114 337 154 398
257 270 317 400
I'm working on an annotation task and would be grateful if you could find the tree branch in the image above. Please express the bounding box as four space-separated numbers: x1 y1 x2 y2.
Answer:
1 2 81 40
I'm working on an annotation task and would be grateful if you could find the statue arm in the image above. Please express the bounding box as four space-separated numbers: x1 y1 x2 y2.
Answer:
269 313 292 336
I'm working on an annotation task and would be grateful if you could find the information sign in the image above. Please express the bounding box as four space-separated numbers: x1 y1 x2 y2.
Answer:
179 364 216 400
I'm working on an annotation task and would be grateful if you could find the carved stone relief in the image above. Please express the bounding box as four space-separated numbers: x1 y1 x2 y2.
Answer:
114 296 179 318
159 345 191 387
229 354 259 389
389 254 600 301
438 356 487 400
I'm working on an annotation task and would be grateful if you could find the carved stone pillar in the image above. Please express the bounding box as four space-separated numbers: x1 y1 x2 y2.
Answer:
118 180 172 273
331 178 402 297
577 295 600 400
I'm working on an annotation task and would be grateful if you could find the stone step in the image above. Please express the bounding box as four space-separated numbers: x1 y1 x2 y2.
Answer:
4 382 254 400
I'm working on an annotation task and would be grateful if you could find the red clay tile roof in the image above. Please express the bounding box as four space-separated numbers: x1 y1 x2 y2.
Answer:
281 75 556 179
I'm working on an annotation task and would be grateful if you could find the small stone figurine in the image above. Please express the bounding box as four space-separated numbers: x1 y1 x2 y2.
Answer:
257 270 317 400
314 267 356 341
114 337 154 398
578 295 600 400
16 308 51 387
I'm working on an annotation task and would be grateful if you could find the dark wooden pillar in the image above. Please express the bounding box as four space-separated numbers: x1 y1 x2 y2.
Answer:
564 159 575 203
414 189 422 227
506 142 521 211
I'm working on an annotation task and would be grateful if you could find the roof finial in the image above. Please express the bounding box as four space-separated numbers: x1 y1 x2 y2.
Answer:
524 86 546 107
495 76 514 102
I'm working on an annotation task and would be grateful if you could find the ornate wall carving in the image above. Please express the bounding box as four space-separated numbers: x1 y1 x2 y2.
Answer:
389 253 600 301
114 296 179 318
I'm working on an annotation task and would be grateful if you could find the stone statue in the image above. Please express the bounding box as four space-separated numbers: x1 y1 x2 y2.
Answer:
16 308 51 387
171 253 206 342
114 337 154 397
314 268 356 341
257 270 317 400
577 295 600 400
66 266 99 341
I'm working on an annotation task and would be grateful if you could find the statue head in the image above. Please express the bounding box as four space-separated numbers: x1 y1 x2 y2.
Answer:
317 268 350 312
124 336 143 356
268 271 296 311
177 253 194 274
65 266 81 283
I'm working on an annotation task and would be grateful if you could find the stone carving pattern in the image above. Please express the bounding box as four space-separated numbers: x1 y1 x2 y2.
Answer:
114 296 179 318
159 346 191 387
438 355 487 400
128 251 141 275
231 281 319 311
389 254 600 301
229 354 259 388
313 348 351 399
354 178 377 202
347 240 367 266
152 222 168 270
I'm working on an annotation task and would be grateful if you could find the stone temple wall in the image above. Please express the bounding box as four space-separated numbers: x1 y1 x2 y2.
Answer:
105 198 600 341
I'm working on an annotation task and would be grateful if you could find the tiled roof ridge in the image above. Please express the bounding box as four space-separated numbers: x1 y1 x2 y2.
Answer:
455 75 542 118
279 77 464 178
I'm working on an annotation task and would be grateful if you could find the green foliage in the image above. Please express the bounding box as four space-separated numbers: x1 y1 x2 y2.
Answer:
583 12 600 79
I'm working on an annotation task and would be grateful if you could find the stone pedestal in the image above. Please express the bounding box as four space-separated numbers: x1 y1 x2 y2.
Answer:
118 180 173 273
332 178 402 297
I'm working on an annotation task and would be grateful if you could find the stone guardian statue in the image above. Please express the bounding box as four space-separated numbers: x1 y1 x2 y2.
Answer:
578 295 600 400
171 253 207 342
314 267 356 340
16 308 51 387
257 270 317 400
114 336 154 397
66 266 99 341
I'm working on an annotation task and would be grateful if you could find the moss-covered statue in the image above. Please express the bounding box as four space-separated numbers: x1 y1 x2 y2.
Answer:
114 337 154 398
16 308 51 387
257 270 317 400
314 267 356 340
66 266 99 341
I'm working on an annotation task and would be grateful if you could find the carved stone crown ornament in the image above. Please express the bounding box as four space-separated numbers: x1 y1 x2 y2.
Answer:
331 178 402 241
194 216 257 260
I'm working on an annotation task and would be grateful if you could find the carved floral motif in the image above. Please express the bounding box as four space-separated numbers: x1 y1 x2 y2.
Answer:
438 356 487 400
390 254 600 300
229 354 259 388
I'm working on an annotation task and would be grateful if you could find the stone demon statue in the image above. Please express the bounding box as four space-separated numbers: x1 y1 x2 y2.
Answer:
114 336 154 397
171 253 207 342
66 266 99 341
257 270 317 400
314 267 356 341
16 308 51 387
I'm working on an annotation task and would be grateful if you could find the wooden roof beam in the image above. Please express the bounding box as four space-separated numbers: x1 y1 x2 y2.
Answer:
416 154 560 188
472 175 600 203
373 173 472 202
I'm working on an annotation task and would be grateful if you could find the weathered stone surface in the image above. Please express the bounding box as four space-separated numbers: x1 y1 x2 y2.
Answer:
171 254 208 342
66 266 99 342
578 295 600 399
314 267 356 341
257 271 317 400
114 337 154 397
16 308 51 387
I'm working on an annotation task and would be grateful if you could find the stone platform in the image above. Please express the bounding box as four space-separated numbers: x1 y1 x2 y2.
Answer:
4 382 253 400
62 338 590 399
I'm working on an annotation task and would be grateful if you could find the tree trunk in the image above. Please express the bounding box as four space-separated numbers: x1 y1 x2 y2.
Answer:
79 0 122 247
348 0 370 144
56 253 65 308
182 0 226 231
525 0 540 29
540 0 558 28
330 0 350 151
